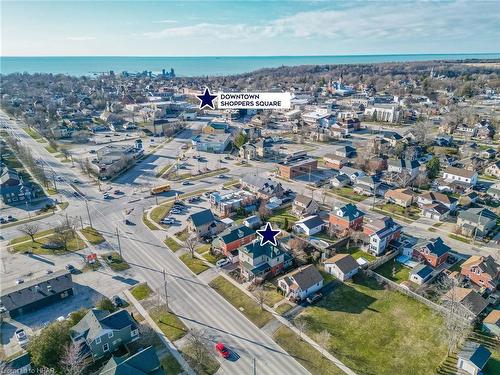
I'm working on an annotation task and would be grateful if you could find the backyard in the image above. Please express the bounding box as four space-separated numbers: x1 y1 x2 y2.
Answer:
294 275 448 375
330 187 366 202
267 207 298 228
374 258 411 283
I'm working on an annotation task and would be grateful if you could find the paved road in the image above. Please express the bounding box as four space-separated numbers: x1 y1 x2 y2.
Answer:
0 113 310 375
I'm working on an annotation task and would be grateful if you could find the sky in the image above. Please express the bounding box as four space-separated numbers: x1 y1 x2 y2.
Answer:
1 0 499 56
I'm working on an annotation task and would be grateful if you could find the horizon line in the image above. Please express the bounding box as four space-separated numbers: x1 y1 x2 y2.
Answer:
2 52 500 59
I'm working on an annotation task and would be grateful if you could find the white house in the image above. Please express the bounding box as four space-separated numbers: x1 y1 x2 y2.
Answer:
457 342 491 375
277 265 324 301
323 254 359 281
409 264 434 285
442 166 478 186
293 215 325 236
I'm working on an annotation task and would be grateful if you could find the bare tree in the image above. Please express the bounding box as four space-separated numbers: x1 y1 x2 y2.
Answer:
135 323 161 348
294 318 308 339
60 341 86 375
258 200 270 220
315 330 331 357
53 217 77 251
185 329 211 374
319 186 328 206
18 222 40 242
438 278 473 354
398 170 413 188
413 171 429 189
255 286 267 310
184 235 198 259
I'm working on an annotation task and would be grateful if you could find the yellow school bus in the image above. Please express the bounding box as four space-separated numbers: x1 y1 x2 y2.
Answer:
151 184 170 195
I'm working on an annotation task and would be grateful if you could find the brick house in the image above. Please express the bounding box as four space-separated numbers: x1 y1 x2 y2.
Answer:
412 237 450 268
214 225 256 256
329 203 365 231
460 255 499 292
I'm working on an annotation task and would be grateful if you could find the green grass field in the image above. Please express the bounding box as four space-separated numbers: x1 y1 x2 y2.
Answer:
179 254 209 274
375 259 411 283
160 354 183 375
209 276 272 328
296 275 448 375
130 283 152 300
102 251 130 271
273 325 346 375
150 203 173 223
80 227 105 245
448 233 471 244
330 187 366 202
164 237 182 252
10 229 86 254
150 306 188 342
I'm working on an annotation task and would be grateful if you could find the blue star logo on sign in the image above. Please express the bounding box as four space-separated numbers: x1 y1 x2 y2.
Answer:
196 88 217 109
256 222 280 247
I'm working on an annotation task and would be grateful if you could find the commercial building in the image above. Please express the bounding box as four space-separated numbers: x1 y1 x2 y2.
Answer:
278 156 318 179
192 133 232 153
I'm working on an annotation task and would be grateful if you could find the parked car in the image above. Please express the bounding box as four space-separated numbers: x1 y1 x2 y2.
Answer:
216 258 230 268
15 329 29 347
46 269 53 275
15 278 24 285
217 174 227 179
112 295 124 308
7 215 15 222
114 189 122 195
215 342 230 359
181 181 191 186
124 219 134 225
0 217 6 224
56 316 65 322
65 264 76 273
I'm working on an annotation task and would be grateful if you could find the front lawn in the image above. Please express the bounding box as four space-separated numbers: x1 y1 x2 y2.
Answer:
202 251 224 265
209 276 272 328
102 251 130 271
10 230 86 254
175 228 190 241
80 227 105 245
179 254 209 274
181 342 220 375
268 207 299 228
130 283 152 300
252 282 283 307
295 275 447 375
376 203 420 220
150 306 188 342
374 259 411 283
448 233 471 244
196 244 211 254
273 325 346 375
330 187 366 202
275 303 293 315
164 237 182 252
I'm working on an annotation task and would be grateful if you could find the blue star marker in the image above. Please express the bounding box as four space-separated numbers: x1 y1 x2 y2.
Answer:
256 222 280 247
196 88 217 109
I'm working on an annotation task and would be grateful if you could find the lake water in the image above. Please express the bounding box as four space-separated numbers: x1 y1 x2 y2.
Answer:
1 54 499 77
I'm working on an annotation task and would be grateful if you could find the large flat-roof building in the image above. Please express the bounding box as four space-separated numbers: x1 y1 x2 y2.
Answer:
278 156 318 179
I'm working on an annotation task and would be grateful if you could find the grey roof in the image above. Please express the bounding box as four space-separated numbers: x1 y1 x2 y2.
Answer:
0 270 73 312
282 264 323 290
189 209 215 227
458 207 497 225
420 237 450 257
324 253 359 274
71 309 137 342
219 225 255 244
99 346 161 375
410 264 433 279
297 215 324 230
458 342 491 369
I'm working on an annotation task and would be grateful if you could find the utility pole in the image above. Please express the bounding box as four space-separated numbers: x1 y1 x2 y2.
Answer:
79 216 84 229
52 173 58 193
253 357 256 375
116 227 122 258
162 269 169 309
85 200 93 228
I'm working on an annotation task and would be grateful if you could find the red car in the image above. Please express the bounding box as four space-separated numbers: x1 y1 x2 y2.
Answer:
215 342 230 359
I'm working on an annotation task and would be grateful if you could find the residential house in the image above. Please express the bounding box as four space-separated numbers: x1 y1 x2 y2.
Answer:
70 309 139 360
487 183 500 199
457 342 491 375
457 207 498 238
330 174 351 188
239 143 257 161
442 287 488 317
421 203 450 221
409 264 434 285
353 175 382 196
292 194 319 218
384 188 416 207
5 352 31 374
0 270 73 318
442 166 478 186
412 237 450 268
255 139 272 159
293 215 325 236
332 145 356 158
417 191 458 211
460 255 499 292
214 225 256 257
278 265 324 301
323 153 346 170
187 209 225 238
329 203 365 231
323 254 359 281
382 130 404 145
99 346 162 375
459 191 479 208
0 166 37 204
243 215 262 229
480 148 497 159
240 175 285 200
387 159 420 179
363 216 402 256
238 240 292 281
339 166 365 183
482 310 500 337
485 161 500 178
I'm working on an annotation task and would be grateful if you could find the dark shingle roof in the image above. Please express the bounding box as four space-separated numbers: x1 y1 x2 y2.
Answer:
240 240 284 260
333 203 365 221
219 225 255 244
282 265 323 290
411 264 433 279
71 309 137 342
0 270 73 312
99 346 161 375
189 209 215 227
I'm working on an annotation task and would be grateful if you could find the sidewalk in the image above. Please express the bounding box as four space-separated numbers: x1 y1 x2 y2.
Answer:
218 272 357 375
123 289 195 375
